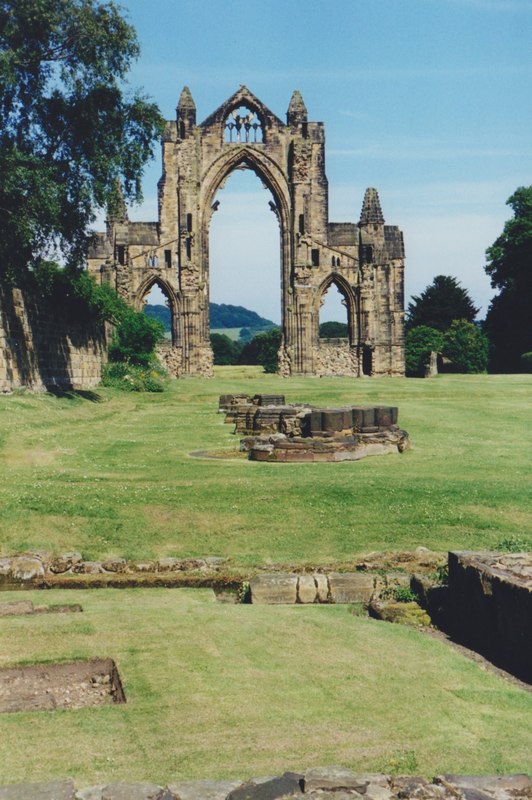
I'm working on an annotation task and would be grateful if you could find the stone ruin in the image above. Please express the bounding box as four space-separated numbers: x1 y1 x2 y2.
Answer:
0 658 125 714
87 85 405 378
219 393 409 462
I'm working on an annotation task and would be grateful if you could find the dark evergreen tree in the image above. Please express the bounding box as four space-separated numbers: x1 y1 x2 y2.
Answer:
0 0 163 282
406 275 479 332
484 187 532 372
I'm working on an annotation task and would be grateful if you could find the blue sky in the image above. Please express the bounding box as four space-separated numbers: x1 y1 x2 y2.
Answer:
117 0 532 323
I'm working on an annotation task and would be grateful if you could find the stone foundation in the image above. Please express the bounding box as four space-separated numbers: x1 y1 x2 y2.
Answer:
0 287 106 393
0 769 528 800
447 551 532 682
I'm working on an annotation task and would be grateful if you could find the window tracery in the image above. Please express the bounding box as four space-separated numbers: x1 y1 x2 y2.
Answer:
224 106 263 143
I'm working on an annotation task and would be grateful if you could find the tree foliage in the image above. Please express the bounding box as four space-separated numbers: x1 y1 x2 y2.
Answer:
210 333 242 366
443 320 489 374
0 0 164 282
484 187 532 372
319 321 348 338
239 328 282 373
405 326 444 377
406 275 479 332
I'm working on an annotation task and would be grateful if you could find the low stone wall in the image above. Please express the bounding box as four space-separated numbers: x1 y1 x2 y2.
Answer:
0 767 528 800
447 551 532 682
0 287 106 392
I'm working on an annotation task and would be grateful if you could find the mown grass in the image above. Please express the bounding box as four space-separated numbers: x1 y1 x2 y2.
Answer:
0 587 531 784
1 369 531 563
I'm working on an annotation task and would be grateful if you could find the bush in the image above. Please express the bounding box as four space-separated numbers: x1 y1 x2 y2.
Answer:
101 361 166 392
108 311 164 367
442 320 489 373
405 326 444 377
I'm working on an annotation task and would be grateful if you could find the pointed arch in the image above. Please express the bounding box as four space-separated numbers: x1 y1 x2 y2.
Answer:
314 272 358 346
134 275 181 347
199 145 292 341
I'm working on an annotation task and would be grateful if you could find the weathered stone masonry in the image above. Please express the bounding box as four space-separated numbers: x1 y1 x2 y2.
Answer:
88 86 405 378
0 287 106 393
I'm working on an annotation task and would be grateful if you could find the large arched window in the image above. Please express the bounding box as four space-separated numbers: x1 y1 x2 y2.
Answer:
208 167 280 346
319 280 349 340
141 281 178 346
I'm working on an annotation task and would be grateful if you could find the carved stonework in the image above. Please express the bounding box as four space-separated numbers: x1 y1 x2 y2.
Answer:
87 86 405 377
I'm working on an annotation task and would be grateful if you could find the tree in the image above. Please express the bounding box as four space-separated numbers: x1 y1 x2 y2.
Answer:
319 321 348 338
405 326 444 377
210 333 242 366
484 187 532 372
406 275 479 332
0 0 164 283
239 328 282 373
443 320 489 373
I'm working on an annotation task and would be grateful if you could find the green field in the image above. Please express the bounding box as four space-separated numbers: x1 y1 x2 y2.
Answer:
210 327 245 341
1 587 531 784
0 370 531 564
1 371 531 784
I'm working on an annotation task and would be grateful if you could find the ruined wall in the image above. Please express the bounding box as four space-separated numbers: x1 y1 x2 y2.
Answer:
0 288 106 393
313 338 359 376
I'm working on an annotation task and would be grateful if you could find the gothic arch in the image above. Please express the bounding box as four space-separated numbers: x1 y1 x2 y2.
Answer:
134 275 181 347
314 273 358 346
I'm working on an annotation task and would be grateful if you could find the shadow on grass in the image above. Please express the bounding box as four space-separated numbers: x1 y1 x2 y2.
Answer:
46 386 103 403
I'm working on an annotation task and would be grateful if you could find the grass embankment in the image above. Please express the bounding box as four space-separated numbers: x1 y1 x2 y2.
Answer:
0 370 531 564
1 587 531 784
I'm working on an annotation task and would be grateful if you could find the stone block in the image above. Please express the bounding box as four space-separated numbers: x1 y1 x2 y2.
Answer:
10 556 44 581
101 783 167 800
0 781 75 799
49 552 83 574
315 574 329 602
167 780 242 800
328 573 375 604
0 558 11 576
375 406 396 428
157 557 182 572
250 574 298 604
227 773 302 800
298 575 317 604
303 766 367 793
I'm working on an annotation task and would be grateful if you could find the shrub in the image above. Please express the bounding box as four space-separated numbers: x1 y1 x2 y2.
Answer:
108 311 164 367
102 361 166 392
210 333 242 365
405 326 444 377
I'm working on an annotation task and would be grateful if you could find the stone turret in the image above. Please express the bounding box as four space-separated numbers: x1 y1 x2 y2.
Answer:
359 188 385 226
287 90 308 127
177 86 196 138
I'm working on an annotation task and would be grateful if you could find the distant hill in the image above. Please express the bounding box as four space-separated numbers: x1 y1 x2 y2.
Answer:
144 302 276 335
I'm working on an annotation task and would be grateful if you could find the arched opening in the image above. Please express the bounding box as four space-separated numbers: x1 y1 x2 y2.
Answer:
140 280 178 346
319 280 349 340
208 167 281 364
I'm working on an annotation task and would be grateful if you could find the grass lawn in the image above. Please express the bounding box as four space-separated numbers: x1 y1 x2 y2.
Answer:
1 587 531 784
0 369 531 564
